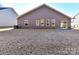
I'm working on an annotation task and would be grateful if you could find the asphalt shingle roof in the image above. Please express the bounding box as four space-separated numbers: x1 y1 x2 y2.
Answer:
0 7 8 10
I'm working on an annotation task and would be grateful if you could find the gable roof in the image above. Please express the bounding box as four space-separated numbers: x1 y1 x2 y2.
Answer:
9 7 18 16
0 7 8 10
17 4 71 19
0 7 18 16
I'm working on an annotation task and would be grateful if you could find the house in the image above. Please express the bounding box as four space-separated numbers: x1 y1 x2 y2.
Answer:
17 4 71 29
0 7 18 28
71 13 79 29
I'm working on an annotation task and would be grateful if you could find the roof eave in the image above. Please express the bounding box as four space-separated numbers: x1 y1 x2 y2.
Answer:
17 4 71 19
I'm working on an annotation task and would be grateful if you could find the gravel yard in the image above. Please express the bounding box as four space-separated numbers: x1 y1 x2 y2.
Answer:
0 29 79 55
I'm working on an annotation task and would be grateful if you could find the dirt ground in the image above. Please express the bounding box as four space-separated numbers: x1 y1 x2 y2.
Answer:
0 29 79 55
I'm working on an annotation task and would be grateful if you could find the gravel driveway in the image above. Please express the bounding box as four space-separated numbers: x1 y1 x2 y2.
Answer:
0 29 79 55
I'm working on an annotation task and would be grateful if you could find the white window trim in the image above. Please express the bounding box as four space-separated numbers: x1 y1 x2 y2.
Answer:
24 20 29 26
40 19 45 26
46 19 50 26
51 19 55 27
36 20 40 26
60 20 68 29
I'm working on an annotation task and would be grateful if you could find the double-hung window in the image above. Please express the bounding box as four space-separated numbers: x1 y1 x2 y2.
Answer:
36 20 40 26
40 19 45 26
51 19 55 27
24 20 28 26
46 19 50 26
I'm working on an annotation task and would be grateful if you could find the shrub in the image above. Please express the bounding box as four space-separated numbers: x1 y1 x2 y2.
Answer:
14 25 19 29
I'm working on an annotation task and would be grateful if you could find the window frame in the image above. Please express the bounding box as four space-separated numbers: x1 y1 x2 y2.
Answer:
46 19 50 26
24 20 29 26
36 20 40 26
51 19 55 27
40 19 45 26
60 20 68 29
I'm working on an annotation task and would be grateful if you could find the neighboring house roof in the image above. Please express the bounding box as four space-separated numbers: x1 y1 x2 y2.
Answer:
17 4 71 19
73 13 79 19
0 7 8 10
0 7 18 16
9 8 18 16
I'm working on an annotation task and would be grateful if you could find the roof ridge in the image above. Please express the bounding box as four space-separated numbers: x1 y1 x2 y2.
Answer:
17 4 71 19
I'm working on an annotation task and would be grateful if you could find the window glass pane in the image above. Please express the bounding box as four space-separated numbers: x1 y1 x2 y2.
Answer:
40 19 45 26
60 21 67 29
51 19 55 27
24 20 28 26
61 23 66 28
46 19 50 26
36 20 40 26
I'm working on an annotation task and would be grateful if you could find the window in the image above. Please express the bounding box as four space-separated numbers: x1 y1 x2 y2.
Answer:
74 25 78 28
60 20 67 29
36 20 40 26
51 19 55 27
40 19 45 26
24 20 28 26
73 25 76 28
46 19 50 26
